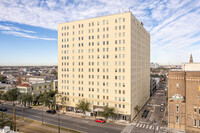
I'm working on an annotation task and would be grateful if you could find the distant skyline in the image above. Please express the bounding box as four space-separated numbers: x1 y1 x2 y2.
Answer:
0 0 200 65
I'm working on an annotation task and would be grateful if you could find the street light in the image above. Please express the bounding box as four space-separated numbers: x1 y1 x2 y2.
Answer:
21 104 24 122
42 106 44 125
13 103 16 131
0 101 3 121
57 113 60 133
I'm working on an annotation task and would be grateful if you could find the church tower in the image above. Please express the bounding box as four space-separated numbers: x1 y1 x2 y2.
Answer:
189 54 193 63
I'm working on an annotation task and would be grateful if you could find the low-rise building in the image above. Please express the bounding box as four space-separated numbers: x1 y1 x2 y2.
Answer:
17 82 31 93
17 80 58 96
150 62 159 69
31 80 58 95
150 77 160 96
29 76 47 84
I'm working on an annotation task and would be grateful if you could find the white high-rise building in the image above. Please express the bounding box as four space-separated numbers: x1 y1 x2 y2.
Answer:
57 12 150 121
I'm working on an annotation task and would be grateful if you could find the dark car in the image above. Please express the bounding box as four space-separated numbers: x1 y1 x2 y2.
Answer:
46 109 56 114
0 107 7 111
142 110 149 118
94 118 106 123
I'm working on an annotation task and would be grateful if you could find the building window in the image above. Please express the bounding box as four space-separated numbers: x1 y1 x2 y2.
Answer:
176 105 179 113
176 116 179 124
194 107 197 112
123 97 125 101
199 120 200 128
194 119 197 127
199 108 200 115
119 18 121 23
176 83 180 88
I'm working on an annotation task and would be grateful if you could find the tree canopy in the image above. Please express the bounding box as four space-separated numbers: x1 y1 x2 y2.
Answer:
101 106 115 120
5 88 20 105
76 99 90 115
0 75 7 83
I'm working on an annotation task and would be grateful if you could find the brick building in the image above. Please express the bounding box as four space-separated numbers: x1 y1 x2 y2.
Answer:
168 55 200 133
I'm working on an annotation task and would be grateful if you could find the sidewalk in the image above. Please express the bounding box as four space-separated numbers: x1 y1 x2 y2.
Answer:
13 103 128 126
55 111 129 125
160 127 185 133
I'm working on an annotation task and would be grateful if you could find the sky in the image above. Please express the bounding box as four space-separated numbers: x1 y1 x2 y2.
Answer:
0 0 200 66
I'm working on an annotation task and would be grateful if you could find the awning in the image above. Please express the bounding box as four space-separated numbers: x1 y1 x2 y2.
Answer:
93 108 104 112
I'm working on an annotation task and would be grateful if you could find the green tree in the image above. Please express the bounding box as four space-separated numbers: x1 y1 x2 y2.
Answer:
6 88 20 105
39 91 57 109
0 75 7 83
18 93 33 107
51 70 58 79
102 106 115 121
134 105 140 114
76 99 90 116
0 93 8 101
0 115 14 129
56 94 67 114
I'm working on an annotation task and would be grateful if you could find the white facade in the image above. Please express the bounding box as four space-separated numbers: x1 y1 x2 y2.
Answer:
182 63 200 71
58 12 150 121
150 62 159 69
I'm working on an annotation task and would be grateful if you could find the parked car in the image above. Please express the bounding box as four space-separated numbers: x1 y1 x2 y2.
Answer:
161 102 164 106
160 106 164 112
142 110 149 118
0 107 7 111
94 118 105 123
147 103 153 107
46 109 56 114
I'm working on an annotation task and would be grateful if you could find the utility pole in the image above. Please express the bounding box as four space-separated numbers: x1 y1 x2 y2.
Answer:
13 103 16 131
1 102 3 121
42 106 44 125
21 105 24 122
57 113 60 133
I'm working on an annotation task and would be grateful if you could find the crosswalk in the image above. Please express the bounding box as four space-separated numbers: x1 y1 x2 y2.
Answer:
135 123 160 131
121 123 136 133
121 122 160 133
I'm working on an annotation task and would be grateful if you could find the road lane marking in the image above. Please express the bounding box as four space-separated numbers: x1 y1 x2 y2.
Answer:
156 126 159 131
149 125 152 129
121 123 135 133
139 124 143 128
76 125 88 129
136 123 139 127
146 125 149 129
142 124 146 128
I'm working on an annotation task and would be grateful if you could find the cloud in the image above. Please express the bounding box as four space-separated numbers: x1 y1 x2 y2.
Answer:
0 24 56 40
0 0 200 64
0 24 35 33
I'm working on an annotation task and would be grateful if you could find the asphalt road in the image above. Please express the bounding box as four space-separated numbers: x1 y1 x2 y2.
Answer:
3 104 125 133
131 82 168 133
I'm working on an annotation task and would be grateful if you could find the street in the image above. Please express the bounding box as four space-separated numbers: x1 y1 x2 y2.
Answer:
121 82 167 133
3 104 125 133
130 82 167 133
